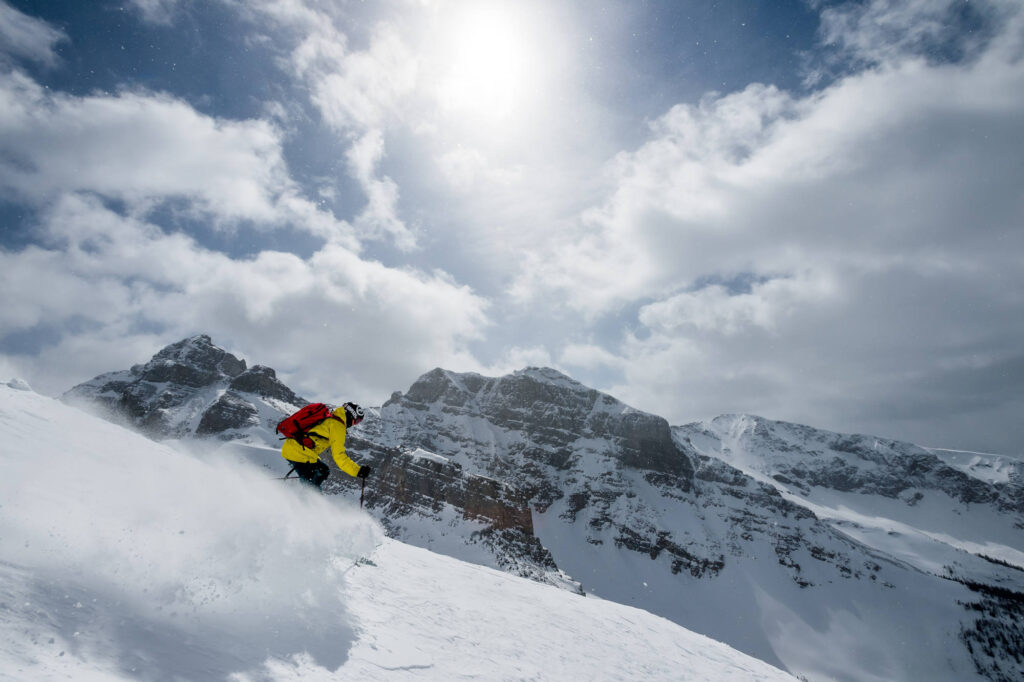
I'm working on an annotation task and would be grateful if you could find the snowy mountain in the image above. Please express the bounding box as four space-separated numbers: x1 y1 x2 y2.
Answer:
62 337 564 589
679 414 1024 516
0 380 797 681
363 367 1024 682
61 337 1024 681
63 334 305 442
676 415 1024 571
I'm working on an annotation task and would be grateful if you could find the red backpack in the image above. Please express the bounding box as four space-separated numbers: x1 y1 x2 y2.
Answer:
275 403 341 449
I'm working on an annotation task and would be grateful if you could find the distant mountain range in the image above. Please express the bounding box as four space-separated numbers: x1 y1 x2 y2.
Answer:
64 335 1024 682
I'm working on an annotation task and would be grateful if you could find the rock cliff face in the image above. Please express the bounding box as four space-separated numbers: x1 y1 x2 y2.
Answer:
336 438 571 588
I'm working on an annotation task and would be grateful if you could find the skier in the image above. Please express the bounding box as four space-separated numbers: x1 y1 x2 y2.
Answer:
281 402 372 490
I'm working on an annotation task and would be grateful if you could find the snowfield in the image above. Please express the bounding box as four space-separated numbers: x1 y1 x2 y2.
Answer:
0 382 795 681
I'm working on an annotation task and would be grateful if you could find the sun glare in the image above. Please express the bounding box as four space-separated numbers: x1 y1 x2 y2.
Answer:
439 4 542 124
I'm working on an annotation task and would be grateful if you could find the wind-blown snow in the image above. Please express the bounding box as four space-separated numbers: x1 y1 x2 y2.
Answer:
0 384 380 680
0 384 796 681
405 447 449 464
2 378 31 391
925 447 1023 486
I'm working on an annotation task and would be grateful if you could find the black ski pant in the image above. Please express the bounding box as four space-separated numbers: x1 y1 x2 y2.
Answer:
291 460 330 489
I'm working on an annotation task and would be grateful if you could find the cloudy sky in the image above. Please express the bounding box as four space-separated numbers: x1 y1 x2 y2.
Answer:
1 0 1022 453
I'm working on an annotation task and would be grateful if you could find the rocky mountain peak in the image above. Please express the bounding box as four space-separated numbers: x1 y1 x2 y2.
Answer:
513 366 589 388
397 367 475 405
381 366 694 488
136 334 247 386
398 366 601 409
63 335 301 441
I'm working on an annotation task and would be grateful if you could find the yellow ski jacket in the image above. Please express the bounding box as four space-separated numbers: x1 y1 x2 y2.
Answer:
280 406 361 477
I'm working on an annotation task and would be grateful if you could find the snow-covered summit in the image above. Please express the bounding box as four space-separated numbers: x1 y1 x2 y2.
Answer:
678 413 1024 515
142 334 247 380
382 365 689 480
62 335 305 444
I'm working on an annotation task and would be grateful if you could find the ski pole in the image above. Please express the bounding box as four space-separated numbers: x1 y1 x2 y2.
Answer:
274 464 297 480
360 476 366 509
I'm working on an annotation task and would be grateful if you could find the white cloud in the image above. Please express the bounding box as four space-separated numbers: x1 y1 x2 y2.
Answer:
0 71 354 243
479 346 555 378
0 194 490 403
346 129 415 250
611 258 1024 449
0 64 487 403
817 0 1014 67
435 146 524 192
506 82 806 313
0 1 67 67
254 6 421 250
127 0 183 25
244 0 583 255
560 344 624 372
515 2 1024 316
638 273 837 336
300 22 418 134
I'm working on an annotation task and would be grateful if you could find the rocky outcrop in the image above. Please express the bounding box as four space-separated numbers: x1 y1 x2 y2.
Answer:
62 335 304 441
138 334 246 385
197 392 259 435
329 433 569 587
228 365 303 404
354 445 534 532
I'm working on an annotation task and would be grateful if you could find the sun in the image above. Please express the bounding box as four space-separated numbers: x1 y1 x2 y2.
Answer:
438 3 542 124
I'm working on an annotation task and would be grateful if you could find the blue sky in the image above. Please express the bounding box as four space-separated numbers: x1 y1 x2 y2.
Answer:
2 0 1023 454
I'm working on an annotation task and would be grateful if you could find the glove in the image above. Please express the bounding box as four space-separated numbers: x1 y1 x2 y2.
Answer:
357 465 372 479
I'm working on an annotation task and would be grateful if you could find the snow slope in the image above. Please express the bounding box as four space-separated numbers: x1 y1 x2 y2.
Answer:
0 381 795 681
679 415 1024 574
